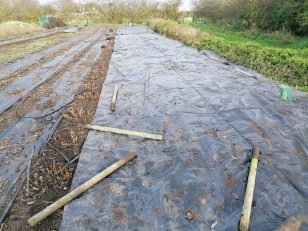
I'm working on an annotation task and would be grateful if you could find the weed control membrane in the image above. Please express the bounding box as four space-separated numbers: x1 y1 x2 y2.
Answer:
60 26 307 231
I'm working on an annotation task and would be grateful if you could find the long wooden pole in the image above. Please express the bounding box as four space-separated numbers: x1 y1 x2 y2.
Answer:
239 146 260 231
110 86 118 112
208 57 230 65
85 124 164 141
234 68 257 79
27 152 137 227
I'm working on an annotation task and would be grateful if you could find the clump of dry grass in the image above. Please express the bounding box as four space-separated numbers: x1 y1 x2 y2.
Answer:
148 19 208 44
270 30 295 43
0 21 43 40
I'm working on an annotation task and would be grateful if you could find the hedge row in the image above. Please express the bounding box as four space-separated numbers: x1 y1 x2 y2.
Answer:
148 19 308 92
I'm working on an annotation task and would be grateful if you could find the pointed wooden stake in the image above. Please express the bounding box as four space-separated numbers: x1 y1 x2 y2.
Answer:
239 146 260 231
110 86 118 112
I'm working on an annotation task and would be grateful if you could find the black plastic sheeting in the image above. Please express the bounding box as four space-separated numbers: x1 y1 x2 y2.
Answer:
0 28 90 81
0 28 109 217
60 26 307 230
0 30 102 114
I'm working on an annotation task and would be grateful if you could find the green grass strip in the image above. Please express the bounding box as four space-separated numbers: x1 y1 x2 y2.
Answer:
148 19 308 92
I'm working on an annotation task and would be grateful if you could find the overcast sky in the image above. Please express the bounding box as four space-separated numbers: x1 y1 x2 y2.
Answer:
38 0 194 11
179 0 193 11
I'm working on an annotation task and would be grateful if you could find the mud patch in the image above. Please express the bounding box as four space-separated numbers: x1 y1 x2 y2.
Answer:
112 207 126 225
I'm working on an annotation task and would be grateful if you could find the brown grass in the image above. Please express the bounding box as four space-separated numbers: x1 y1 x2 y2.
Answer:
147 19 208 44
0 21 43 40
0 33 74 65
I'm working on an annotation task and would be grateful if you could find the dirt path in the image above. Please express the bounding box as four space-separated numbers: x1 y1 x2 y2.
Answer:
0 27 116 230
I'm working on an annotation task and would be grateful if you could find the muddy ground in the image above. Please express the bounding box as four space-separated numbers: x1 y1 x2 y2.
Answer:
0 26 115 230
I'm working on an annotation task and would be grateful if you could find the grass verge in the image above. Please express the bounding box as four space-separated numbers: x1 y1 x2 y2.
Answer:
0 33 74 65
148 19 308 92
187 21 308 50
0 21 43 40
148 19 207 44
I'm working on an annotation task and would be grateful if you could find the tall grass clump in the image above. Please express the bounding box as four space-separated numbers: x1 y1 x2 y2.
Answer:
269 30 295 43
148 19 207 44
148 19 308 92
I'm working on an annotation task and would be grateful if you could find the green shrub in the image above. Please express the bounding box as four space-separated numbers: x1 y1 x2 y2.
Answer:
149 19 308 92
230 19 246 32
190 37 307 88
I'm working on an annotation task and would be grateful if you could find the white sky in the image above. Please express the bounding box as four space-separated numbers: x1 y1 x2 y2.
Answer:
179 0 193 11
38 0 194 11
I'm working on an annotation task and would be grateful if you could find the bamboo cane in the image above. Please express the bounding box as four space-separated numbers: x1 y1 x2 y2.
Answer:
235 68 257 79
85 124 164 141
208 57 230 65
27 152 137 227
239 146 260 231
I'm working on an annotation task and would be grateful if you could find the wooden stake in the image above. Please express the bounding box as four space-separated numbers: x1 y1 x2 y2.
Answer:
239 146 260 231
110 86 118 112
85 124 164 141
27 152 137 227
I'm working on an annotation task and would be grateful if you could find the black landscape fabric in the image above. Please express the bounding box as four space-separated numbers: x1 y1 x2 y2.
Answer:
0 28 109 215
60 26 308 231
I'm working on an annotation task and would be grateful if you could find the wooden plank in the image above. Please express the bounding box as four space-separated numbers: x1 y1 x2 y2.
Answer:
239 146 260 231
110 86 118 112
27 152 137 227
85 124 164 141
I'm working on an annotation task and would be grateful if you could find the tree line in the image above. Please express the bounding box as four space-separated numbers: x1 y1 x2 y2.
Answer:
193 0 308 36
0 0 181 25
